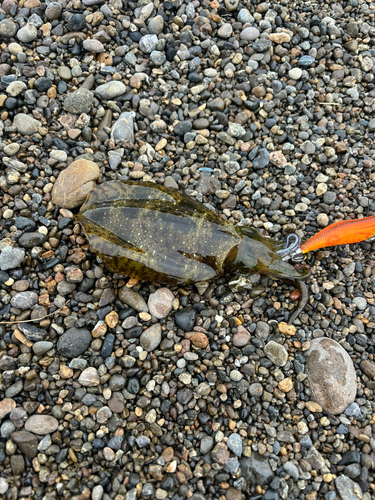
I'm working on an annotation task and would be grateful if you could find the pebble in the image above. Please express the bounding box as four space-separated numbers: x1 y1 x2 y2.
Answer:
227 433 242 457
139 34 158 53
306 338 357 414
52 159 99 209
63 88 94 114
148 288 174 319
13 113 41 135
17 23 38 43
232 325 251 347
140 324 162 352
0 398 16 419
110 112 134 144
57 328 92 358
0 246 25 270
119 288 148 312
264 341 288 367
78 367 100 387
25 415 58 435
95 81 126 99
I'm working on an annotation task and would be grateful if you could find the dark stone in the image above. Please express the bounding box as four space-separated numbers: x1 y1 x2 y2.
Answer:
57 328 92 358
34 77 52 92
240 452 274 490
14 217 36 231
18 324 47 342
338 450 361 466
18 232 47 248
174 308 196 331
101 334 115 358
11 431 38 458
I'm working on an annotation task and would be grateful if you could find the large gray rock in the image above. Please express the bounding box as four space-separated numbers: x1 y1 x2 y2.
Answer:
240 452 274 490
305 338 356 415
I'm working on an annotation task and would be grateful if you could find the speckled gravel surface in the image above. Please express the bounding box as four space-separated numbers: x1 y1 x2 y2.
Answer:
0 0 375 499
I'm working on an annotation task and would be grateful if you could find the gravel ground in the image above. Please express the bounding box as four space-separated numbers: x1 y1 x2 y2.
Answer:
0 0 375 499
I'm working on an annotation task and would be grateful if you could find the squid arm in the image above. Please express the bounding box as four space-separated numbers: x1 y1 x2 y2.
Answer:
300 214 375 254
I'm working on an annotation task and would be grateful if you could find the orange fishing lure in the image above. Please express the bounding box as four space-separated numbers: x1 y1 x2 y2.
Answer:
300 214 375 254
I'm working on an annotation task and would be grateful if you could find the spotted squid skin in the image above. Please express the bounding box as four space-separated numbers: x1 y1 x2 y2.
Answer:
77 180 309 322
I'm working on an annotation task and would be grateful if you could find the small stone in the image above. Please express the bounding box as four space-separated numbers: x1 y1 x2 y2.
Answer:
78 367 100 387
11 431 38 458
278 322 295 336
13 113 41 135
10 291 38 310
227 433 242 457
83 39 104 53
0 19 17 37
0 478 9 495
232 325 250 347
95 81 126 99
45 2 62 20
218 23 233 38
264 341 288 367
64 88 94 114
25 415 58 435
111 112 134 144
17 23 38 43
0 246 25 271
252 148 270 169
305 401 322 413
359 360 375 379
240 27 260 41
185 331 209 349
278 377 293 393
52 159 99 209
317 213 329 227
33 341 53 356
57 328 92 358
6 81 27 97
0 398 16 419
225 0 239 11
269 151 287 168
269 32 291 44
139 34 158 53
140 324 162 352
335 475 363 500
289 68 303 80
305 338 356 415
148 288 174 319
352 296 367 311
119 288 148 312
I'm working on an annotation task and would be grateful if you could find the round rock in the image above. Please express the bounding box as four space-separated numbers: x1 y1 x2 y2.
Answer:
305 338 356 415
25 415 58 435
52 159 99 209
148 288 174 319
78 367 100 387
17 23 38 43
264 341 288 367
57 328 92 358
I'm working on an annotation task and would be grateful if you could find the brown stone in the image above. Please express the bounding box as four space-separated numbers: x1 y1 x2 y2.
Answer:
232 325 250 347
360 360 375 379
305 338 356 415
185 331 209 349
51 159 99 209
269 33 291 44
108 392 124 413
0 398 16 419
